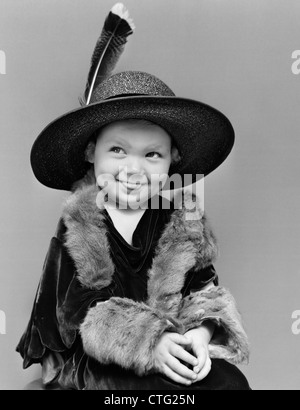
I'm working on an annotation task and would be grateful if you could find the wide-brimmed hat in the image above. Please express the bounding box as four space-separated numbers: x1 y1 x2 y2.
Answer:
30 5 235 191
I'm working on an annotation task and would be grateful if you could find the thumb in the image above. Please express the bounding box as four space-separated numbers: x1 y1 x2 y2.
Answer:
194 344 208 371
183 334 194 351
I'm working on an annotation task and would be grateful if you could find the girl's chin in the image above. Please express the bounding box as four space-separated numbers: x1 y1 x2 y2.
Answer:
117 193 150 209
102 189 150 209
102 183 162 209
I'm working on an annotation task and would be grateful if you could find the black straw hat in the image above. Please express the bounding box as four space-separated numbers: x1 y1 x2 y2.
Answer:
30 4 235 191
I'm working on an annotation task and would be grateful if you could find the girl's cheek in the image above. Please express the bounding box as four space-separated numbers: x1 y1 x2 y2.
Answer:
94 159 117 177
96 173 116 189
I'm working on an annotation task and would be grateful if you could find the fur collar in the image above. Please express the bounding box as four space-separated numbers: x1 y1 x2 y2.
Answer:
62 177 218 311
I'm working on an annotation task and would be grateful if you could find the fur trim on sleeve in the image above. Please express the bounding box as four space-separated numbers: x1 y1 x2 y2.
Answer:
178 286 250 365
80 297 180 376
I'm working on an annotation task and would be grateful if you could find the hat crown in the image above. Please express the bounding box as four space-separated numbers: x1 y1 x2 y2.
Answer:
90 71 175 103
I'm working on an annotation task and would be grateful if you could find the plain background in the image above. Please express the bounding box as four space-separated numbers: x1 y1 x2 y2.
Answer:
0 0 300 390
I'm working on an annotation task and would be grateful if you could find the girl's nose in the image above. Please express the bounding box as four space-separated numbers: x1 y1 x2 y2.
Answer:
119 159 146 184
126 156 144 174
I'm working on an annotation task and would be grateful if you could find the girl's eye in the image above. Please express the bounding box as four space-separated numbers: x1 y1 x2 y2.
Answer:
110 146 125 154
146 152 161 159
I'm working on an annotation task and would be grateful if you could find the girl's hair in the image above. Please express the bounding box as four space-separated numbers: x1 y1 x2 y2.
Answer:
84 119 182 166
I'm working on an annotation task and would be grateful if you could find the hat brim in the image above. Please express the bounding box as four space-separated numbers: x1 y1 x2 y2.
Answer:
30 95 235 190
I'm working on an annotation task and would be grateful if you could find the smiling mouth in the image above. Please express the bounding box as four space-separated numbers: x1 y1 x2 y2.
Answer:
117 179 146 190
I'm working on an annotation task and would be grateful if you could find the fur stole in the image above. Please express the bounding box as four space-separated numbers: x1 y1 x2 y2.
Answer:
61 176 249 376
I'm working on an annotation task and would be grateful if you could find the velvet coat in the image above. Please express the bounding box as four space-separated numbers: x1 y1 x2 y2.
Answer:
17 174 250 390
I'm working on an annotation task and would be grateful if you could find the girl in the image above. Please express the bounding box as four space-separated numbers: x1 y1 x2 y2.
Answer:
17 4 250 390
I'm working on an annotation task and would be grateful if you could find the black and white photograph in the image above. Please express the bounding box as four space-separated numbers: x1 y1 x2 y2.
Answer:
0 0 299 392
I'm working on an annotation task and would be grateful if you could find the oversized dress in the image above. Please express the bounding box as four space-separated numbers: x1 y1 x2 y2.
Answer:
17 183 250 390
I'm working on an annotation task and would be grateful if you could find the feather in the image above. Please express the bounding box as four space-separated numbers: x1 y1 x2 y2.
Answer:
80 3 135 106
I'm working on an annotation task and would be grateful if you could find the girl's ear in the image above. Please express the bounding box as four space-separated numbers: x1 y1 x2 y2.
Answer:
85 140 96 163
171 145 182 165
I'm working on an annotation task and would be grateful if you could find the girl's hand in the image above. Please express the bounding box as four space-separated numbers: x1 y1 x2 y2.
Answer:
184 327 213 383
191 342 211 382
153 332 199 386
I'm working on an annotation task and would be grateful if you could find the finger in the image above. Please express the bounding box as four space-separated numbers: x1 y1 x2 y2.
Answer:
182 336 193 351
193 345 208 373
166 355 198 381
194 357 212 382
170 344 198 368
169 333 192 347
162 364 193 387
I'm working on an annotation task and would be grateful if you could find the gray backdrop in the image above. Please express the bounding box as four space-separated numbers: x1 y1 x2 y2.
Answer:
0 0 300 390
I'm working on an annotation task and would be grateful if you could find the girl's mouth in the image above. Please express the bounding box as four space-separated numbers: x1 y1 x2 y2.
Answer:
117 179 145 191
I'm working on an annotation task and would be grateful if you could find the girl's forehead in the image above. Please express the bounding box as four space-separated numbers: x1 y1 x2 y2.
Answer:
101 119 165 133
96 120 172 145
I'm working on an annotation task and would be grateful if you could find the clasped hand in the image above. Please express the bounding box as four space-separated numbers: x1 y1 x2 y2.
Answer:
153 329 212 386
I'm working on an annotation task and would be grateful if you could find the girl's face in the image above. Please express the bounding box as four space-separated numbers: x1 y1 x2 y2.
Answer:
88 120 173 209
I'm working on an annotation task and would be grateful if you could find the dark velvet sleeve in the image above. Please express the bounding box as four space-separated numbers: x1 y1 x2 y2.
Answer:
181 265 219 298
16 219 113 370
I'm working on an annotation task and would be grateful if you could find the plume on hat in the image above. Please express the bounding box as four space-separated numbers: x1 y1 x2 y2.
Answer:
80 3 135 106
